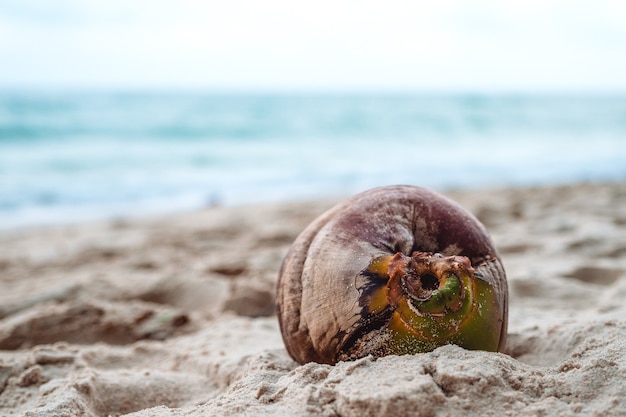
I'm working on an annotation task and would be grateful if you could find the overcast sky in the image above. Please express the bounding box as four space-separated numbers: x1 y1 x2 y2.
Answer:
1 0 625 92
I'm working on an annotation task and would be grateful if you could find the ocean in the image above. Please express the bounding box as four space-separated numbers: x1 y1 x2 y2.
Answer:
1 91 626 230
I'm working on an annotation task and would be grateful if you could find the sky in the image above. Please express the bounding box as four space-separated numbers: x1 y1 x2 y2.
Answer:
1 0 626 92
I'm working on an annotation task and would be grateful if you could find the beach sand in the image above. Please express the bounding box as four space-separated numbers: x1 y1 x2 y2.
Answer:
1 182 625 416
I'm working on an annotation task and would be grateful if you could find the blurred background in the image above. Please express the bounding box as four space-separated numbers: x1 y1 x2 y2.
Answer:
1 0 626 229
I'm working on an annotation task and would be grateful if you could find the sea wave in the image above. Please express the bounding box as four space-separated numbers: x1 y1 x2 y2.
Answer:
2 92 625 229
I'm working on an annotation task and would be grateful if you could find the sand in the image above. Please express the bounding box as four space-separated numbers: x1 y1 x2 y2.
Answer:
1 182 625 417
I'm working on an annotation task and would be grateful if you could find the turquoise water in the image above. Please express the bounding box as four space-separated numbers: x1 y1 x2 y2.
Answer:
1 92 626 229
